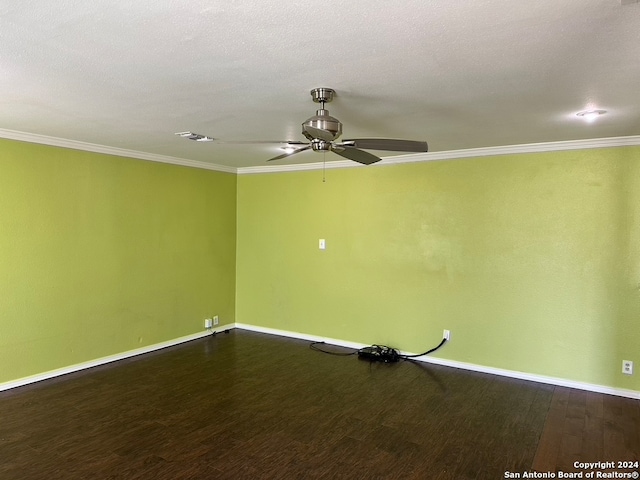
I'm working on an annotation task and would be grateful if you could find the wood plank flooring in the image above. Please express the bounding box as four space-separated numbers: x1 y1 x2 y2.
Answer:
1 330 638 479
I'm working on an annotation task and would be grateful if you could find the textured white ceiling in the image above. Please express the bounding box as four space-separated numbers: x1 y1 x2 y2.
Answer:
1 0 639 168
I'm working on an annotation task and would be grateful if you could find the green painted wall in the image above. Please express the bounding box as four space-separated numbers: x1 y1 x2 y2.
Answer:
236 147 640 391
2 137 637 392
0 139 237 384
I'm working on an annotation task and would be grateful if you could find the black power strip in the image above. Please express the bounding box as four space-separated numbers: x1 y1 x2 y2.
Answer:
357 345 401 363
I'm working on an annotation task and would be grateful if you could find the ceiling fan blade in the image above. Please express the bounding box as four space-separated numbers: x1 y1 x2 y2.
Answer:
340 138 428 152
266 145 312 162
215 140 308 145
332 146 382 165
302 125 336 142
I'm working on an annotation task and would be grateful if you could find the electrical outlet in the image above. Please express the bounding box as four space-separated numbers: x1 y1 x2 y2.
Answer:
319 239 326 250
443 329 451 341
213 315 219 326
204 318 213 329
622 360 633 375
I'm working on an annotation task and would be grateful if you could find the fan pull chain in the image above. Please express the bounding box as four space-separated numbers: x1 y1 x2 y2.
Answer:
322 153 326 183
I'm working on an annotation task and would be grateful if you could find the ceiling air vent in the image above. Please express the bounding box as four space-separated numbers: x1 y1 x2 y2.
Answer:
175 131 214 142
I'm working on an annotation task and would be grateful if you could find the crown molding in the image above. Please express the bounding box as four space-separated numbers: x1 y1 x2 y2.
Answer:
238 135 640 174
0 128 237 174
2 128 639 176
238 158 357 174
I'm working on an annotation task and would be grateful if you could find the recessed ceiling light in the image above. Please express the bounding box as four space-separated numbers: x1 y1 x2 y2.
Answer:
575 109 607 122
175 131 214 142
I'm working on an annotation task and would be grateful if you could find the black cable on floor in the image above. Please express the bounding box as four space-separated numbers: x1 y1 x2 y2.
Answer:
401 338 447 358
309 341 358 356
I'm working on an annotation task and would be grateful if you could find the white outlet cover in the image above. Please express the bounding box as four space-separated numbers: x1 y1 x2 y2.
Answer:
622 360 633 375
319 239 326 250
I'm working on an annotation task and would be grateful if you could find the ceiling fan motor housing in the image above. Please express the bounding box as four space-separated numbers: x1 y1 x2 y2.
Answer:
302 109 343 141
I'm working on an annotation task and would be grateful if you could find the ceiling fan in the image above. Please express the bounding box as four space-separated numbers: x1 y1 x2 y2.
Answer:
266 88 429 165
176 87 429 165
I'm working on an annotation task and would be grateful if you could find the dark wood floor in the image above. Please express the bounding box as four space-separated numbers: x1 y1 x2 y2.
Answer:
1 330 638 479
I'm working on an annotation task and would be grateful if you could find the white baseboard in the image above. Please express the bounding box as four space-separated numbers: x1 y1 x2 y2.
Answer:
0 325 234 393
406 354 640 400
235 323 640 400
234 322 367 350
3 323 638 400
